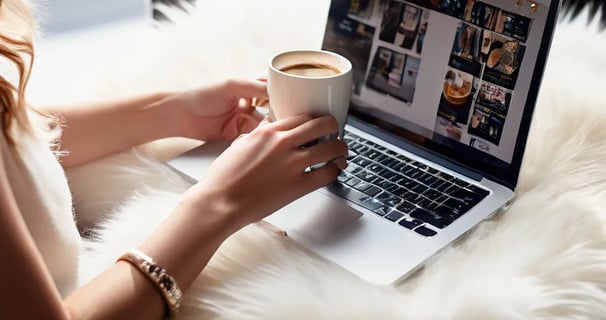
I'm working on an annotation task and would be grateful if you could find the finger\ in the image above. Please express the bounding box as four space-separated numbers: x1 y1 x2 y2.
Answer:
249 108 266 123
303 161 343 189
221 112 260 140
226 79 268 101
266 113 315 132
330 156 348 170
287 115 339 148
296 138 348 170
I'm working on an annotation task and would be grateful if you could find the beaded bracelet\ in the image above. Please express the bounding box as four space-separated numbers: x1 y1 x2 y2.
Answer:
117 249 183 319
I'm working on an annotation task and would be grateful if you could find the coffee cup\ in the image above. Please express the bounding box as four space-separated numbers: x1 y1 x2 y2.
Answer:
267 49 353 141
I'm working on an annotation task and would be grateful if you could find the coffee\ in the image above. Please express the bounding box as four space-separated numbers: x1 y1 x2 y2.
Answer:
268 49 353 139
280 63 341 77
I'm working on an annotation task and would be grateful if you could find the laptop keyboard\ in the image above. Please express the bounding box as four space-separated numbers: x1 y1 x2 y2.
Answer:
327 131 490 237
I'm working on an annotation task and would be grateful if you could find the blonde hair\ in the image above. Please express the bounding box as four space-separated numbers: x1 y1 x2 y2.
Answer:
0 0 36 145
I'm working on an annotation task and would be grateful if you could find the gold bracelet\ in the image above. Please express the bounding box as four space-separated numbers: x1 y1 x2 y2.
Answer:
117 249 183 319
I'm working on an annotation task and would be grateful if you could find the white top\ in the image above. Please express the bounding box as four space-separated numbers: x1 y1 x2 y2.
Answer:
0 111 81 297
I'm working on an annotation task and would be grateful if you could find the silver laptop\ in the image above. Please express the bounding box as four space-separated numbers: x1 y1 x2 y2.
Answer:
169 0 560 285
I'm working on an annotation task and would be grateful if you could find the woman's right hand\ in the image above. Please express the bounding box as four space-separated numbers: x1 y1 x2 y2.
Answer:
184 114 349 233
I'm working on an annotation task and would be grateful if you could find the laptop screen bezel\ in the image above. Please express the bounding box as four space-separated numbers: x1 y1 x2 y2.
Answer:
322 0 562 191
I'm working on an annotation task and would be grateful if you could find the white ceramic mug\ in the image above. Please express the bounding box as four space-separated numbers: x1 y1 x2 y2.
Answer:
267 49 353 140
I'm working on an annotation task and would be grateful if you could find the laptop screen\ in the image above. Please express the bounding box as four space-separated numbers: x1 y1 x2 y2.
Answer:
322 0 559 190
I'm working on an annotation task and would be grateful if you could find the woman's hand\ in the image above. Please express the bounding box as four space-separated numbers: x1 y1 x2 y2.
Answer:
175 78 269 142
183 114 348 232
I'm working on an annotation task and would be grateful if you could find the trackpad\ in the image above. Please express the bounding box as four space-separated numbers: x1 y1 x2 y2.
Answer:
265 191 363 242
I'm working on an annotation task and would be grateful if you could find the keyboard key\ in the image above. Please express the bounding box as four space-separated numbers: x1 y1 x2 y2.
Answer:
398 218 423 229
415 225 438 237
373 206 391 216
410 208 453 229
352 180 373 192
358 196 383 211
384 210 404 222
345 177 362 187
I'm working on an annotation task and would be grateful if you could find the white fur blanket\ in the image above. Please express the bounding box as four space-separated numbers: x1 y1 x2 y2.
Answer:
30 1 606 319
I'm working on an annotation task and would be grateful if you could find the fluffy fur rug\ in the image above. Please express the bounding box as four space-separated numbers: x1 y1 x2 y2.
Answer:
30 1 606 319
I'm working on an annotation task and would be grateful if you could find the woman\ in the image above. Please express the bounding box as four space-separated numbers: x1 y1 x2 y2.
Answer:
0 0 348 319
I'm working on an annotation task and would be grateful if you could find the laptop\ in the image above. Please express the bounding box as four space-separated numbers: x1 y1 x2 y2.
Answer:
168 0 560 285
